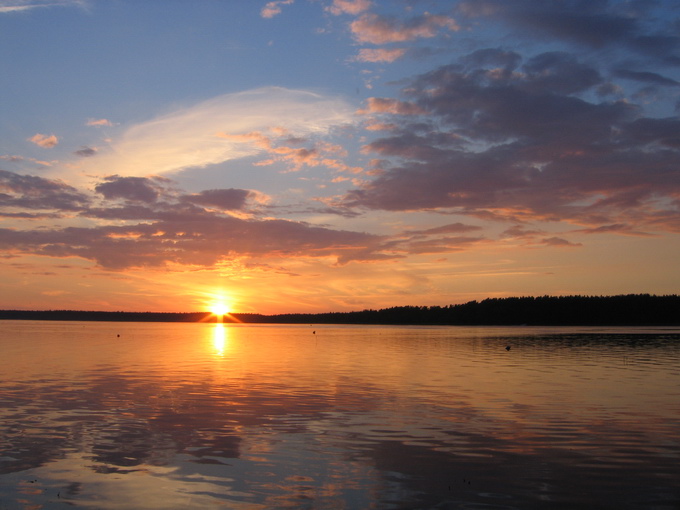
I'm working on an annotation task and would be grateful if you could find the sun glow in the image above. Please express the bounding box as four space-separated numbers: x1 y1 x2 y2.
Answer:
210 303 230 316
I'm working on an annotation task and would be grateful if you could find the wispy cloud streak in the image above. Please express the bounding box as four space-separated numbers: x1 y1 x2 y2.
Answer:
72 87 355 179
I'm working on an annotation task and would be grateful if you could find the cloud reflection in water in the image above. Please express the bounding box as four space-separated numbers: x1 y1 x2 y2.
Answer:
0 322 679 509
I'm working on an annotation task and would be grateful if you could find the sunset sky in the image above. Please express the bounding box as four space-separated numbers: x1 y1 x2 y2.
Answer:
1 0 679 314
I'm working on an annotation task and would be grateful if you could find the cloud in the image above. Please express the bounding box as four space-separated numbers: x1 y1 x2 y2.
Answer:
405 222 483 236
0 0 85 13
0 171 397 269
358 97 426 115
74 87 356 179
260 0 293 18
353 48 406 63
94 175 166 203
74 146 97 157
217 129 362 174
501 225 545 239
613 69 679 87
456 0 680 63
28 133 59 148
350 12 459 44
0 169 89 213
327 0 372 16
339 48 680 233
0 155 24 163
539 237 582 248
181 189 253 211
571 223 655 237
86 118 114 127
0 211 385 270
1 154 53 167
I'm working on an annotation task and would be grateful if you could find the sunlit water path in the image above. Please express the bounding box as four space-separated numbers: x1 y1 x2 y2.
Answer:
1 321 679 509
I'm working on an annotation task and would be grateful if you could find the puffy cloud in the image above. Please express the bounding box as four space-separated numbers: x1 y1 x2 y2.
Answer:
340 48 680 233
74 87 355 179
350 12 459 44
327 0 372 16
260 0 293 18
94 175 165 203
28 133 59 148
0 169 89 213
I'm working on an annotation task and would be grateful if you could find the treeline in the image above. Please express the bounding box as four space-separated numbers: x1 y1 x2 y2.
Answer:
253 294 680 326
2 294 678 325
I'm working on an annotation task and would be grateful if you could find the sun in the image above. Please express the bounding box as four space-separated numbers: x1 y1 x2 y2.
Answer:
210 303 230 316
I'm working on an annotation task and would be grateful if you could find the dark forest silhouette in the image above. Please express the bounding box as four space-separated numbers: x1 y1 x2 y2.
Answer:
1 294 678 326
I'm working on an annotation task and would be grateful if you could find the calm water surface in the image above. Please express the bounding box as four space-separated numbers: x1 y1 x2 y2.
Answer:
0 321 679 509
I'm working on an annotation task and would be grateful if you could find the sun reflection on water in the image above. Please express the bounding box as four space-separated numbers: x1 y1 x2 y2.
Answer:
212 323 228 356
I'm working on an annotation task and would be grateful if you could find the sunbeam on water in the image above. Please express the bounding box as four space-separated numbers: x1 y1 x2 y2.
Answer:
1 321 679 509
211 323 228 357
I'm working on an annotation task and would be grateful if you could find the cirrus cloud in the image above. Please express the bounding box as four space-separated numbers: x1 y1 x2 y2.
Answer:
71 87 356 180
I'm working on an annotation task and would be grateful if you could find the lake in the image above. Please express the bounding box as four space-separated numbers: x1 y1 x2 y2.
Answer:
1 321 679 509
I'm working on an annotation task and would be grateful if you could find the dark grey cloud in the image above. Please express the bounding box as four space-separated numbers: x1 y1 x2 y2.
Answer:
181 189 252 210
74 146 98 157
614 69 680 86
94 175 163 203
0 215 386 270
521 52 603 94
457 0 680 63
344 45 680 233
0 170 408 269
0 169 90 212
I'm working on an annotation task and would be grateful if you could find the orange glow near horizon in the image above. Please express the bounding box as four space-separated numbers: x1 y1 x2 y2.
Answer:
210 303 230 317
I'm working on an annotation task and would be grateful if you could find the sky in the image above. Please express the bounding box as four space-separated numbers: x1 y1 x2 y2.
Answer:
1 0 679 314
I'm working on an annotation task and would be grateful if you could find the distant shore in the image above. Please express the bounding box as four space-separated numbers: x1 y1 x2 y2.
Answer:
1 294 679 326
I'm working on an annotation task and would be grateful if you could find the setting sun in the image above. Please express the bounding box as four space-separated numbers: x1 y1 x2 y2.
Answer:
210 303 230 316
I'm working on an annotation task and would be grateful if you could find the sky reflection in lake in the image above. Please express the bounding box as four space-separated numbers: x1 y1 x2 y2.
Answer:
1 322 679 509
